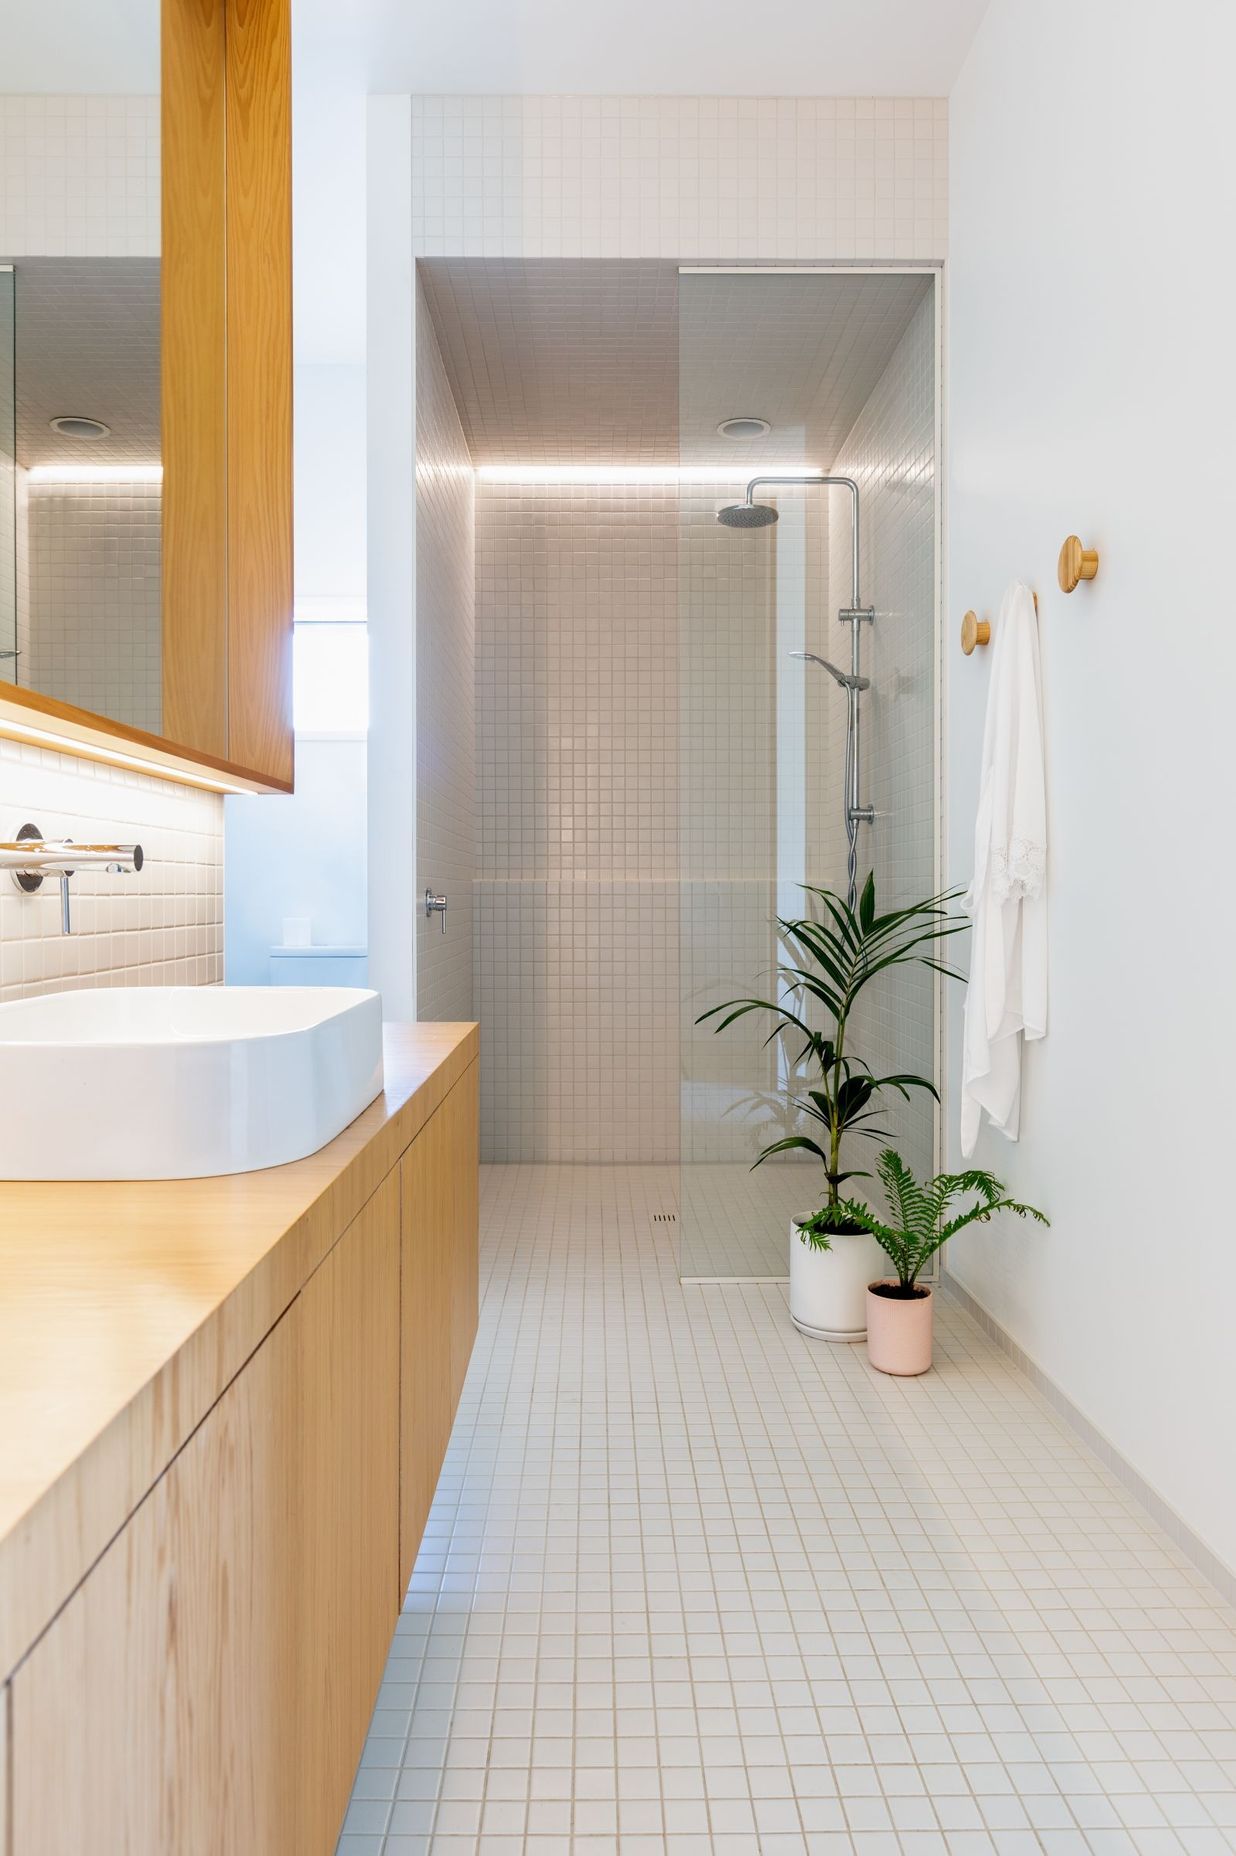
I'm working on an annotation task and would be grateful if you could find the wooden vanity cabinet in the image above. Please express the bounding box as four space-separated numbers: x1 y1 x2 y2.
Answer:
400 1084 481 1590
6 1058 479 1856
296 1169 403 1848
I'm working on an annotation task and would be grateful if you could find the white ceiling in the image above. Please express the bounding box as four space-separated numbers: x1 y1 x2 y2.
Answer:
2 1 158 93
420 261 931 468
678 270 931 468
421 261 679 465
3 0 988 97
293 0 989 96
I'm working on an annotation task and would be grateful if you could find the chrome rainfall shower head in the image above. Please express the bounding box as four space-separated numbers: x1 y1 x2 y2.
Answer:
715 500 779 530
790 651 870 692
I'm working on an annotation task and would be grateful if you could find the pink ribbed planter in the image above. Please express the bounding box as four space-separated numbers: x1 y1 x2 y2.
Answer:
865 1283 933 1376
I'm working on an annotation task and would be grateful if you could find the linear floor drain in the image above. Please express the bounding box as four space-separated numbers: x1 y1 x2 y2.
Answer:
652 1212 678 1223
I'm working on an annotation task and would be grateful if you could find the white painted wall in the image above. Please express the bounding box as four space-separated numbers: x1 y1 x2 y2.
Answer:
291 84 366 369
293 364 366 615
225 735 366 983
413 275 474 1025
226 71 370 988
946 0 1236 1572
366 96 417 1022
225 361 368 980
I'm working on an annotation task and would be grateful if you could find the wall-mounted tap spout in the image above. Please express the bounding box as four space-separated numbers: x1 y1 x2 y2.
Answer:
3 824 144 934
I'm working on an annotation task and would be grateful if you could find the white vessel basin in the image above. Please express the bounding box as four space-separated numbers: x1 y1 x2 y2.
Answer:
0 987 384 1180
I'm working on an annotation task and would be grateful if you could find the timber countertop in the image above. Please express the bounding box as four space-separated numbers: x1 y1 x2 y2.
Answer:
0 1019 478 1677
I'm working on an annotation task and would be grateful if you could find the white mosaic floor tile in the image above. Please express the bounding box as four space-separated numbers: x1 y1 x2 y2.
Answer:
339 1166 1236 1856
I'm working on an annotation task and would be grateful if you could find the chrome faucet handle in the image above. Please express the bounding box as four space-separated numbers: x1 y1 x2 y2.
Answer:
5 822 49 891
425 889 448 934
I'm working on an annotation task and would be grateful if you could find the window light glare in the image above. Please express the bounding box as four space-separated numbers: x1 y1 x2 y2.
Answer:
293 623 369 734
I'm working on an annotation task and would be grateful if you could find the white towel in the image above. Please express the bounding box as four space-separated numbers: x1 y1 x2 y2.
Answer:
960 581 1047 1158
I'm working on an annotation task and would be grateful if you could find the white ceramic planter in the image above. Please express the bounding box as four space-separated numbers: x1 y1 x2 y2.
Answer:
789 1220 887 1341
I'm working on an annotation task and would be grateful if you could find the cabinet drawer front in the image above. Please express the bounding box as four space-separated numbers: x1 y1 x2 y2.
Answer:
11 1303 301 1854
400 1064 479 1592
11 1168 401 1856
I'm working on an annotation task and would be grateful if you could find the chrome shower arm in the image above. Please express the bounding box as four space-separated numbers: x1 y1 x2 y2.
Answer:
740 474 862 609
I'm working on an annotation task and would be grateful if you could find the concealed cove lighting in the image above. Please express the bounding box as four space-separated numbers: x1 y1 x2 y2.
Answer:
0 714 246 790
475 464 820 486
48 414 111 439
716 416 772 439
28 464 163 485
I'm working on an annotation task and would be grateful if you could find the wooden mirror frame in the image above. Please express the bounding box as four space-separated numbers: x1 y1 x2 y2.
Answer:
0 0 293 796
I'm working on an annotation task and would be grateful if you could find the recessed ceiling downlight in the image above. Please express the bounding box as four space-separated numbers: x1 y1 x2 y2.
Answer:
717 416 771 439
49 415 111 440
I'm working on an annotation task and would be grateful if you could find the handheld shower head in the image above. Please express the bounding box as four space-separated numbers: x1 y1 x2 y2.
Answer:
790 650 870 692
716 500 779 529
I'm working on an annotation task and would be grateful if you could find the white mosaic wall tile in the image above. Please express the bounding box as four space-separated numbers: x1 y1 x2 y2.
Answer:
415 272 476 1024
476 482 680 1162
0 446 13 667
13 465 29 673
0 96 159 258
470 351 938 1184
410 96 947 262
0 98 216 996
26 479 161 734
475 878 680 1164
0 267 14 663
826 287 938 1183
678 493 780 1176
0 95 158 257
0 739 222 999
410 105 947 1180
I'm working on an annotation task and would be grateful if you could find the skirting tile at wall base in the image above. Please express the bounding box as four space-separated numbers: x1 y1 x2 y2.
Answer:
941 1270 1236 1608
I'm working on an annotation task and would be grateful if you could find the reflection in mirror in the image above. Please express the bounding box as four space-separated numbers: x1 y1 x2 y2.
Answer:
13 260 161 731
0 267 14 669
1 8 161 734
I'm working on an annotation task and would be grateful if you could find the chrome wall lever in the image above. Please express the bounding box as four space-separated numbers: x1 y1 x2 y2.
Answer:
425 889 448 934
5 821 144 934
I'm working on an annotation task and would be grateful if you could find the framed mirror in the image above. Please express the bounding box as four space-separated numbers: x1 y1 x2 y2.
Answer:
0 0 292 793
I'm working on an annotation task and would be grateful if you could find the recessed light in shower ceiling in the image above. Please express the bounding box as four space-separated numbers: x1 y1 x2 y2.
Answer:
48 415 112 439
716 416 772 439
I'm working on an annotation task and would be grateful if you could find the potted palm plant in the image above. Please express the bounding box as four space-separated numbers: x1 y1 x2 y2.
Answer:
833 1148 1048 1374
699 873 968 1341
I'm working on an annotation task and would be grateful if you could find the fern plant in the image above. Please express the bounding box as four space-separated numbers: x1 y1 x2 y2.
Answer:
697 872 968 1227
801 1148 1048 1291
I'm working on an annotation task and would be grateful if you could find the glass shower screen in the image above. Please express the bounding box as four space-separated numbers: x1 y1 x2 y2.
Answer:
675 267 939 1282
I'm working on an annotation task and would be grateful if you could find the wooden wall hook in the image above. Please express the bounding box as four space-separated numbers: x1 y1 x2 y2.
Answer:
1057 535 1099 594
960 610 990 655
